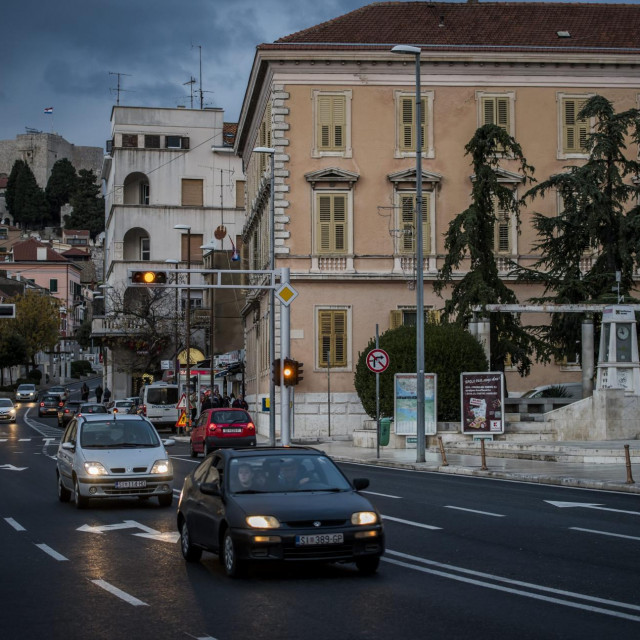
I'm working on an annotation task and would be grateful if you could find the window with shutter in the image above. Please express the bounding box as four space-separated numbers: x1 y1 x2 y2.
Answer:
235 180 246 208
562 98 589 154
122 134 138 148
144 135 160 149
493 205 512 254
180 234 203 263
318 309 348 368
181 179 203 206
398 193 430 255
316 194 347 254
317 95 346 151
398 97 426 152
482 97 510 131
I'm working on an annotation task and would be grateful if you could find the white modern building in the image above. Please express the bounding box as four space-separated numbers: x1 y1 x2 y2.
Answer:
96 106 246 399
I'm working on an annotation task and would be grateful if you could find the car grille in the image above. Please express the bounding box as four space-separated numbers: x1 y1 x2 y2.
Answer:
284 519 348 528
283 544 354 560
109 467 148 473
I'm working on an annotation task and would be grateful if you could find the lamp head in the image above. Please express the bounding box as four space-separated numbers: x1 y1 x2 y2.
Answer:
391 45 421 56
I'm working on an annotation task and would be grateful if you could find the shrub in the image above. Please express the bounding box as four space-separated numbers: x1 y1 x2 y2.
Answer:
71 360 94 378
354 323 488 422
27 369 42 382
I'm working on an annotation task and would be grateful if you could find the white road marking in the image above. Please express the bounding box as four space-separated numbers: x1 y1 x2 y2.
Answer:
91 579 148 607
570 527 640 542
384 549 640 622
35 544 68 561
77 520 159 535
0 464 28 471
4 517 25 531
382 515 442 530
445 505 505 517
0 439 6 442
134 531 181 543
363 490 401 499
18 438 31 442
546 500 640 516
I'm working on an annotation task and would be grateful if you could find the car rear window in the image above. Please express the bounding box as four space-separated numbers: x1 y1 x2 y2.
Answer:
146 388 179 405
210 410 251 423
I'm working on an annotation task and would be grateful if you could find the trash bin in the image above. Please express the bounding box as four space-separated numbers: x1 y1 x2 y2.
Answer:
379 418 391 447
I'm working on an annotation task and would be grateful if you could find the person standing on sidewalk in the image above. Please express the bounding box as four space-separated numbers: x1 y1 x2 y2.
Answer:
95 385 103 403
81 383 89 401
103 386 112 405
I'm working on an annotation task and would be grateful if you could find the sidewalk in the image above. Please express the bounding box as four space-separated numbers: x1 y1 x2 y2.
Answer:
173 433 640 494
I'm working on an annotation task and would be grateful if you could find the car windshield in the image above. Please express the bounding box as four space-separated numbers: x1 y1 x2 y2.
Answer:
227 455 352 494
80 421 161 448
146 387 178 404
18 385 35 391
0 399 13 407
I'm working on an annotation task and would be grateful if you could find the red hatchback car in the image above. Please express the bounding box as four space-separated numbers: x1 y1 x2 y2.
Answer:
190 408 256 457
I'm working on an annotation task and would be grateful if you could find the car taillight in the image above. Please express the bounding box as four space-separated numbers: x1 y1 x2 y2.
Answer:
64 409 70 414
141 404 147 416
247 422 255 431
113 408 118 413
40 402 44 407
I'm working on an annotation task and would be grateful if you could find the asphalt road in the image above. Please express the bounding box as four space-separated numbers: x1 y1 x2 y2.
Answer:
1 404 639 639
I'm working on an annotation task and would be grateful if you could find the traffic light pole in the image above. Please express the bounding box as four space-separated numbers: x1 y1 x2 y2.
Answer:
281 267 291 446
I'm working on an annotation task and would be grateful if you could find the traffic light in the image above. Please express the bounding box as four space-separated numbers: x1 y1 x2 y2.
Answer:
294 360 304 385
130 270 168 285
271 358 282 386
282 358 296 386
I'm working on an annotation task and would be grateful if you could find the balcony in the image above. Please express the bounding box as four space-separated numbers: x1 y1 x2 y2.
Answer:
91 316 147 338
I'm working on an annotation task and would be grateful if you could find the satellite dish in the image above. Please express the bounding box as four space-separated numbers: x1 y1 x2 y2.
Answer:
214 225 227 240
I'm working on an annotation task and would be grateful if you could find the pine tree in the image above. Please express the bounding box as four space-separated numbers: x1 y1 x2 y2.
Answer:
9 161 48 228
46 158 78 223
516 95 640 360
66 169 105 239
434 124 537 375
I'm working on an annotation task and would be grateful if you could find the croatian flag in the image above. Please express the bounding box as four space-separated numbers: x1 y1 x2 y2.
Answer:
230 237 240 262
44 107 53 114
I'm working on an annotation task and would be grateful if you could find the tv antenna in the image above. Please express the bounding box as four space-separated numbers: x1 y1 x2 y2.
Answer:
183 76 197 109
109 71 133 106
191 44 204 109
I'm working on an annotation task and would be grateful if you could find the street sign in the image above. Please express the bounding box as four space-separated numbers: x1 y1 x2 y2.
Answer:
275 283 298 306
176 393 187 409
366 348 390 373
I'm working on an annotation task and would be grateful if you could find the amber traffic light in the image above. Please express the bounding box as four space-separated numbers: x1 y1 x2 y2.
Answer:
130 270 168 285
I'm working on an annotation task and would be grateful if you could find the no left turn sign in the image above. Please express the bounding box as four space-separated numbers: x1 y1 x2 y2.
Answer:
366 348 390 373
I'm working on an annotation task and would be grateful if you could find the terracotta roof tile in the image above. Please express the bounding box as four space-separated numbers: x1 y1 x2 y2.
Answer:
223 122 238 146
11 238 69 262
267 2 640 55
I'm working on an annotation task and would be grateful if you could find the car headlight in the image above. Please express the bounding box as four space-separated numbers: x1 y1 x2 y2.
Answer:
246 515 280 529
151 459 172 474
84 462 108 476
351 511 378 526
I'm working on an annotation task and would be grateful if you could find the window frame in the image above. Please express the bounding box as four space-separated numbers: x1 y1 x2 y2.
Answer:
476 91 516 138
312 189 353 258
492 190 518 256
394 90 435 159
140 237 150 261
312 90 352 158
557 92 594 159
181 178 204 207
49 278 58 293
395 190 433 256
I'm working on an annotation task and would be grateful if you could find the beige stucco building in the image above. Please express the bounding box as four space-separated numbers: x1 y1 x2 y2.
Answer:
235 1 640 440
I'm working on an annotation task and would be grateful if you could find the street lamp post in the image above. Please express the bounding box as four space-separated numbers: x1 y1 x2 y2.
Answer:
253 146 276 446
392 44 426 462
98 284 114 393
165 259 180 390
174 225 192 434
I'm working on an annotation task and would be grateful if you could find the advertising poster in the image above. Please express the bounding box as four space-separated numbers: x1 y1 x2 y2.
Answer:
460 372 504 434
394 373 437 435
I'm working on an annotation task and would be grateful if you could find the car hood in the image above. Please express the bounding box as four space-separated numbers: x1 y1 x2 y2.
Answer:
79 447 168 468
232 490 376 520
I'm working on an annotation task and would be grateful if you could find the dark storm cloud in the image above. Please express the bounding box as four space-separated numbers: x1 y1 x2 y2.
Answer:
0 0 623 149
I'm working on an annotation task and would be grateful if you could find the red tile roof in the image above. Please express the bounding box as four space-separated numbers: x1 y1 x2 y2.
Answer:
11 238 69 262
267 2 640 55
223 122 238 146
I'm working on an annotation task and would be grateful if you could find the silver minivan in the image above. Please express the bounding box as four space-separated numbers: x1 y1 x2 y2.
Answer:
138 382 179 431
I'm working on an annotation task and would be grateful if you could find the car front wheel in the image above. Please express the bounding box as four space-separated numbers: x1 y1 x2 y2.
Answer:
158 493 173 507
180 520 202 562
222 530 245 578
355 556 380 575
189 439 198 458
74 478 88 509
57 474 71 503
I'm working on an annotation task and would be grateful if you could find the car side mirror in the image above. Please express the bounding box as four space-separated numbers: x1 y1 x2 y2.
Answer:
352 478 369 491
162 438 175 447
200 482 222 497
61 442 75 451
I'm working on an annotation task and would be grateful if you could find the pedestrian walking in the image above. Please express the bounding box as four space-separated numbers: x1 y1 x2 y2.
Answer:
81 383 89 401
95 384 103 403
103 386 112 404
232 394 248 410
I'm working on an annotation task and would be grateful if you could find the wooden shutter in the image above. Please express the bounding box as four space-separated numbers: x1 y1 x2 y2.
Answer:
482 97 510 131
235 180 245 208
389 310 403 329
494 205 511 254
399 193 429 254
399 97 426 152
316 194 347 254
563 98 588 153
318 310 347 367
317 95 345 150
182 179 203 206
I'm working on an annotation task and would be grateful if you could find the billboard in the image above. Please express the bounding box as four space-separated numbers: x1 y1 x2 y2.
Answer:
460 372 504 434
394 373 437 435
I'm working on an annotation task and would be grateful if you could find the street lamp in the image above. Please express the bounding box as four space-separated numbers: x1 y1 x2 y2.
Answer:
165 259 180 387
392 44 425 462
253 146 276 446
174 224 192 434
98 284 114 392
200 241 218 367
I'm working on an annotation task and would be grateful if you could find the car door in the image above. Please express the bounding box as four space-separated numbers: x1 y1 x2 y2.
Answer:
192 412 206 451
193 454 226 552
57 420 78 490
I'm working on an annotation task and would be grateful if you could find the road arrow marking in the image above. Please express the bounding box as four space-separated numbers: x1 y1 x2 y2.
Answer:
545 500 640 516
0 464 28 471
134 531 181 543
78 519 176 541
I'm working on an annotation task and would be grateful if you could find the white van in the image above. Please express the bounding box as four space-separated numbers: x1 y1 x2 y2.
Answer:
139 382 180 431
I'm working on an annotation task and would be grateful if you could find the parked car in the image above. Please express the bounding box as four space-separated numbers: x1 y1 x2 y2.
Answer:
138 382 179 431
57 400 83 428
0 398 17 422
39 394 64 417
15 384 37 402
48 386 69 402
520 383 583 399
190 408 257 457
177 447 385 577
56 413 175 509
108 399 136 414
77 403 108 415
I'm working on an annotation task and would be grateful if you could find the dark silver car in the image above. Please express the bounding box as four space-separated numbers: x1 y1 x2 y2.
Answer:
39 394 63 417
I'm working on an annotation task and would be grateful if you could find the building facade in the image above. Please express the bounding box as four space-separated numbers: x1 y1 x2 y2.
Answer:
235 1 640 439
97 106 246 399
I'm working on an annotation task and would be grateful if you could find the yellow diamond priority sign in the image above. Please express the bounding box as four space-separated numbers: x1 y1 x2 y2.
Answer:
275 283 298 306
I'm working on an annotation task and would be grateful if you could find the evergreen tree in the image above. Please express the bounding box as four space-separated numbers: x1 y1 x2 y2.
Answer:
46 158 77 223
66 169 105 239
516 95 640 360
5 160 27 216
0 330 28 386
434 124 537 376
6 161 49 228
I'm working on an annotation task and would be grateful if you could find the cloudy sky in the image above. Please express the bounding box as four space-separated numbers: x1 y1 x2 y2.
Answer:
1 0 623 151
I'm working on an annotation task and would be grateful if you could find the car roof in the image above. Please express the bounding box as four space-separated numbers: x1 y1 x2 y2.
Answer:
77 413 150 423
218 446 321 460
18 384 35 388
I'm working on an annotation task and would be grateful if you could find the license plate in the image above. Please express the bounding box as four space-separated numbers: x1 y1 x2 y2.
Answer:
296 533 344 546
114 480 147 489
224 428 243 433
